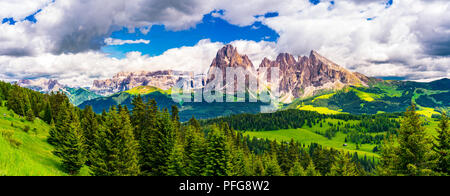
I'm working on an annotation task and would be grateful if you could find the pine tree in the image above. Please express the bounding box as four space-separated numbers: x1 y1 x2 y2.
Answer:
328 153 361 176
89 107 140 176
253 157 265 176
378 105 435 176
52 103 86 175
171 105 181 130
7 85 30 116
167 142 186 176
305 160 321 176
433 112 449 175
397 105 435 175
184 126 206 176
263 154 283 176
131 95 146 139
229 149 248 176
49 100 71 149
288 161 306 176
145 110 175 176
377 135 397 176
43 101 53 124
188 116 201 131
47 120 57 145
81 105 99 164
26 108 35 122
48 92 70 123
205 127 230 176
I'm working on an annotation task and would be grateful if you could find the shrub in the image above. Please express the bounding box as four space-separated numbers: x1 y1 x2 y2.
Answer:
23 125 30 133
1 129 22 148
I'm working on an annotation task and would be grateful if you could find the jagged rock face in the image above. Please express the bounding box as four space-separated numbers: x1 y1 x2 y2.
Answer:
17 78 65 93
90 45 369 102
258 53 300 100
258 50 368 101
206 45 256 89
90 70 202 96
204 45 368 102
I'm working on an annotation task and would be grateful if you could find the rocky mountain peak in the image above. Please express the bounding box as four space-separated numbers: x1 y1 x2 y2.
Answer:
211 44 254 69
205 46 370 102
90 70 201 96
259 57 273 68
207 45 255 84
308 50 341 69
276 53 297 66
17 78 65 93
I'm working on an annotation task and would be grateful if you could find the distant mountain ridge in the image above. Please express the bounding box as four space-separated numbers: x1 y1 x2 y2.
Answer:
205 45 371 103
85 45 373 103
16 79 101 106
14 44 449 119
90 70 205 96
17 78 65 93
259 50 370 101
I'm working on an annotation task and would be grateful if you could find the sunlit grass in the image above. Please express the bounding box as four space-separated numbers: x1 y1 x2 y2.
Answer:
297 105 345 115
125 86 171 95
312 93 336 102
242 118 379 159
0 106 67 176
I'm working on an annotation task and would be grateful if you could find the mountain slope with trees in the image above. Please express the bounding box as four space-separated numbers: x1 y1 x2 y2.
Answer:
1 80 449 176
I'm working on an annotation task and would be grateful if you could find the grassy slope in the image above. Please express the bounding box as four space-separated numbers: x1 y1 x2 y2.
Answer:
125 86 171 96
0 104 90 176
297 105 345 115
0 105 65 176
242 116 440 160
288 79 449 116
242 118 379 158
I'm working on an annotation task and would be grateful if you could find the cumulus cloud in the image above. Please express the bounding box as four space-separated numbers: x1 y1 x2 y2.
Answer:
0 0 449 85
260 0 450 81
0 0 214 55
0 0 51 19
230 40 278 66
0 39 276 87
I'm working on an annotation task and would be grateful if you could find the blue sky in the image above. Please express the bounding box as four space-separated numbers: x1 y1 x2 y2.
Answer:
101 12 279 58
1 0 449 86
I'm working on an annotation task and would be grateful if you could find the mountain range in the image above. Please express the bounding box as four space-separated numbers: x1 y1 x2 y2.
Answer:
16 45 450 120
16 79 101 106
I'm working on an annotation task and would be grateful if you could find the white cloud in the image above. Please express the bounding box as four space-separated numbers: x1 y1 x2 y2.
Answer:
104 38 150 46
0 0 51 20
0 0 449 85
0 0 215 55
260 0 450 81
0 39 276 87
230 40 278 66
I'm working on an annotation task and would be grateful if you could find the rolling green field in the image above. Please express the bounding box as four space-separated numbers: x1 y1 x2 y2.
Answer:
242 116 441 160
287 79 450 115
242 118 379 158
125 86 172 95
0 104 89 176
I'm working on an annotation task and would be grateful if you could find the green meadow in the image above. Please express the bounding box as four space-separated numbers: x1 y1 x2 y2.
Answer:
242 118 379 158
242 116 441 160
0 104 89 176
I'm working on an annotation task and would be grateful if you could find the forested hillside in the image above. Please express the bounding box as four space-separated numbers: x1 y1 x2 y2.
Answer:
287 78 450 116
1 81 449 176
78 87 271 121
